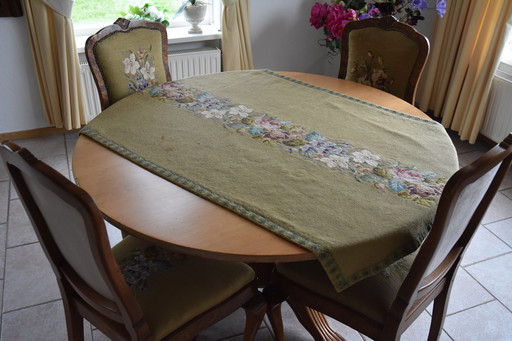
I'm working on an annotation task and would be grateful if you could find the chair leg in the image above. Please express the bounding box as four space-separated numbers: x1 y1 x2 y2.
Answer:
287 297 346 341
62 301 85 341
427 288 450 341
243 294 267 341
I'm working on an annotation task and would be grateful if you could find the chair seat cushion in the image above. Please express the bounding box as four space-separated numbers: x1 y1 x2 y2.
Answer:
277 251 416 324
113 236 255 340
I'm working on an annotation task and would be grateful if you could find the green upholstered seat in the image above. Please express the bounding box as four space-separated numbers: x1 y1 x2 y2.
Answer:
0 141 265 341
276 252 415 324
113 236 255 340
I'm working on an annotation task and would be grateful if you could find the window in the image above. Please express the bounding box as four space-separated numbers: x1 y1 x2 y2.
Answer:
72 0 220 37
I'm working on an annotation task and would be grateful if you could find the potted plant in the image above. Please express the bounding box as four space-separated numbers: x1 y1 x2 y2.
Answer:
174 0 208 34
120 3 170 27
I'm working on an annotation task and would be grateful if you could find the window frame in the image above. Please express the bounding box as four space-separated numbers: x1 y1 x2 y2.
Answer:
73 0 222 42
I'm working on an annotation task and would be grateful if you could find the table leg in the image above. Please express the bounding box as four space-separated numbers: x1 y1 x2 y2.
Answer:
263 279 345 341
287 297 346 341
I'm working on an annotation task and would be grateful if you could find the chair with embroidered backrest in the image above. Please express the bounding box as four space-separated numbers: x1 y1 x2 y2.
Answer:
0 141 266 341
338 16 429 105
267 133 512 341
85 18 172 110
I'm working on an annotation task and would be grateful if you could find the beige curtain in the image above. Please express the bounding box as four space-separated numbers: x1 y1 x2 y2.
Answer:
22 0 86 130
417 0 512 143
221 0 253 70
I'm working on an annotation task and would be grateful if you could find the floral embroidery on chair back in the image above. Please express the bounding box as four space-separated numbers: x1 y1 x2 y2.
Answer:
345 27 420 101
93 27 168 105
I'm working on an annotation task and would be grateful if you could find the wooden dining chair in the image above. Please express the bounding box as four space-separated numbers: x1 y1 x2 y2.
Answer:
338 16 429 105
267 133 512 341
85 18 172 110
0 141 266 341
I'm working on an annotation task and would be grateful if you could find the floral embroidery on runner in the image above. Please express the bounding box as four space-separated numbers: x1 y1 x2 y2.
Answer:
144 82 446 206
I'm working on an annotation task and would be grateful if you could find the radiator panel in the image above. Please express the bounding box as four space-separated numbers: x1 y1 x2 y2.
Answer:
79 48 221 122
481 74 512 143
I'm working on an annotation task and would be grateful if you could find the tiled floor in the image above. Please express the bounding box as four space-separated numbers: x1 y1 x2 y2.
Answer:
0 130 511 340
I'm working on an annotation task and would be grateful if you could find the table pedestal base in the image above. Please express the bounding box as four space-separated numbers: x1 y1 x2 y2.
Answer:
263 281 345 341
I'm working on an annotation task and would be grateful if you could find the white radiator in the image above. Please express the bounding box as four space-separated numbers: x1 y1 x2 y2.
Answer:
481 71 512 143
169 47 221 80
79 47 221 122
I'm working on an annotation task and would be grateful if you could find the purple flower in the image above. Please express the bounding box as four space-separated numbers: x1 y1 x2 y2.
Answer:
411 0 428 10
436 0 447 17
359 5 380 20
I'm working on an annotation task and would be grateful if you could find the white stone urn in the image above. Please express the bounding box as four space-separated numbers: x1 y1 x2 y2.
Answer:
183 3 207 34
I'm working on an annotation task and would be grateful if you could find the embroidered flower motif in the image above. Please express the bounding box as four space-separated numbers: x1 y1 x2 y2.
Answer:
352 150 380 167
320 155 350 169
122 46 159 93
143 81 447 206
123 53 140 75
141 61 156 80
351 51 394 92
118 245 178 292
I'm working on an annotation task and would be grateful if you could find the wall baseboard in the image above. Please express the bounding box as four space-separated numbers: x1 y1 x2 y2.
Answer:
0 126 81 142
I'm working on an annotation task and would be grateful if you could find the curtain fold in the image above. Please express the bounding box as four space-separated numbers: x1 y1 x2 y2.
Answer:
22 0 86 130
417 0 512 143
221 0 253 71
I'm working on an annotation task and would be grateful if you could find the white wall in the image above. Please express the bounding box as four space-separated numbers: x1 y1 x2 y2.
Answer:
0 17 47 134
249 0 436 77
250 0 340 77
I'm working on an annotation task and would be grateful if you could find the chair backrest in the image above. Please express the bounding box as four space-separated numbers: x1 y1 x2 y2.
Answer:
0 142 150 339
338 16 429 104
86 18 172 110
389 133 512 335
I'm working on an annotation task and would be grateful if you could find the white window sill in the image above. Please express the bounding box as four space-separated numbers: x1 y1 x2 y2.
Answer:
75 24 222 54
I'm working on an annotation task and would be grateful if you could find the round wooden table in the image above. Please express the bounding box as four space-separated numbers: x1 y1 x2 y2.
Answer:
73 72 429 263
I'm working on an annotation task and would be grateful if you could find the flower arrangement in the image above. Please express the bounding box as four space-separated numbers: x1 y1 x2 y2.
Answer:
310 0 447 54
120 3 170 27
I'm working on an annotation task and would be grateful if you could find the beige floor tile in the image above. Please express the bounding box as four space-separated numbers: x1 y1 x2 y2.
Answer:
1 300 68 341
0 181 8 224
3 243 60 312
0 155 8 181
6 199 38 248
444 268 494 314
481 192 512 225
42 154 72 180
0 279 3 331
14 135 66 160
457 150 486 168
460 226 512 266
196 308 249 340
485 217 512 246
499 168 512 190
0 224 6 279
105 220 123 247
443 301 512 341
502 187 512 200
466 253 512 311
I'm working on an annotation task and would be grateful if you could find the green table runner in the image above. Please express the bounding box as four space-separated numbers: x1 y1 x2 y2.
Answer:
81 70 459 292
